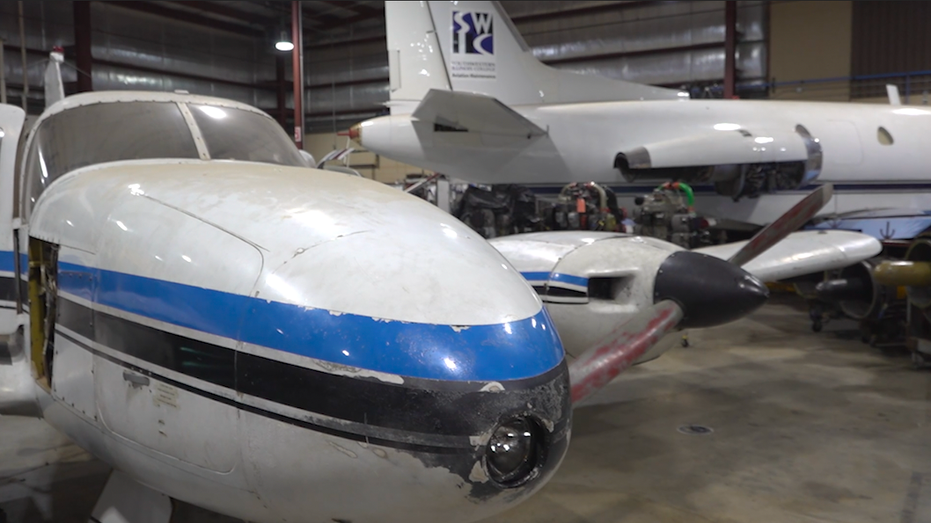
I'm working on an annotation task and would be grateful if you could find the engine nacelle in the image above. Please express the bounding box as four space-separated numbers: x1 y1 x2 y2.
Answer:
615 125 823 201
815 258 899 321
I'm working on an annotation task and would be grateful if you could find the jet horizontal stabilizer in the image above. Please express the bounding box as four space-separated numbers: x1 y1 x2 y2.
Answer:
412 89 547 138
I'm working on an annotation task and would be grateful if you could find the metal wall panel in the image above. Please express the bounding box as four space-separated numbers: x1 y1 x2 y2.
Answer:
510 1 766 85
852 1 931 77
306 41 388 87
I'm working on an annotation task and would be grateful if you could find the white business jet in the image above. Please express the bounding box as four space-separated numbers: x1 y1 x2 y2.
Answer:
352 1 931 232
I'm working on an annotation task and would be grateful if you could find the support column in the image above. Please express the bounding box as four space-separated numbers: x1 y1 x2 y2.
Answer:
723 0 737 99
276 55 287 129
291 1 304 149
73 1 93 93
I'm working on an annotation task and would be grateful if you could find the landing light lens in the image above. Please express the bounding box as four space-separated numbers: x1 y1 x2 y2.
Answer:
485 416 541 487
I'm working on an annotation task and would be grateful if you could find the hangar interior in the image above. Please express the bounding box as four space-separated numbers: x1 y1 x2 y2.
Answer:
0 2 930 523
2 1 929 181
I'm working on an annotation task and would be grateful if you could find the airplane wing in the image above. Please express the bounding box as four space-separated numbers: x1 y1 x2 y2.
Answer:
412 89 547 137
806 208 931 241
693 230 882 282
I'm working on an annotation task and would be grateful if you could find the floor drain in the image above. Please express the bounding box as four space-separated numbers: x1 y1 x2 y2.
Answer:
678 424 713 435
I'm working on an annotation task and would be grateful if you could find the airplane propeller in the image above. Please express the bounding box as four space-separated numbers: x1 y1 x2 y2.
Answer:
568 184 834 404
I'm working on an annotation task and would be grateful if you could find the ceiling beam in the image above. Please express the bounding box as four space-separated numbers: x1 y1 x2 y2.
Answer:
510 1 656 24
173 1 276 26
104 1 265 38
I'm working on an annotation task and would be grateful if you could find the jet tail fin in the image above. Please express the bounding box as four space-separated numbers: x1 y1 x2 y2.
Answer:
887 84 902 105
385 1 686 110
44 47 65 108
412 89 546 137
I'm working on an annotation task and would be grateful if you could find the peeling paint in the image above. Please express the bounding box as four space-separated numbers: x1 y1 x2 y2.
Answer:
328 310 344 317
312 359 405 385
468 461 489 483
450 325 470 333
479 382 504 392
327 440 358 459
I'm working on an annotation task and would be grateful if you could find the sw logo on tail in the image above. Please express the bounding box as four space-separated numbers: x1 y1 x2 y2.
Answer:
453 11 493 55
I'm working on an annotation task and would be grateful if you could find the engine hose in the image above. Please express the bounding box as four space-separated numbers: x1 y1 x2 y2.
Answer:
657 181 695 208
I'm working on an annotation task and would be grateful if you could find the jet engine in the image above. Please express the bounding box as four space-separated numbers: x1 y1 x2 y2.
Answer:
615 125 823 201
811 258 906 344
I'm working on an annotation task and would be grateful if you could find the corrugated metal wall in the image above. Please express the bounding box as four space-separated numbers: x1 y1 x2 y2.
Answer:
851 1 931 99
508 1 766 86
0 2 278 114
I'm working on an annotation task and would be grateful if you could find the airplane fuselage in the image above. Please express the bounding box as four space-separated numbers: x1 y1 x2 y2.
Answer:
360 99 931 225
0 92 573 523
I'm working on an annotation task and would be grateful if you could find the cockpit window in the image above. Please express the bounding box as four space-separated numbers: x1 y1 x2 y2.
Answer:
24 101 199 216
189 104 305 167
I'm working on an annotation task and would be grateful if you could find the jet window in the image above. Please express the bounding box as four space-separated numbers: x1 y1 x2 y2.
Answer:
877 126 894 145
189 105 306 167
22 101 199 218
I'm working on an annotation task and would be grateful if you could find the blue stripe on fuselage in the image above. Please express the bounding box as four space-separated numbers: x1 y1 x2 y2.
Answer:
57 262 564 382
520 271 589 288
0 251 14 273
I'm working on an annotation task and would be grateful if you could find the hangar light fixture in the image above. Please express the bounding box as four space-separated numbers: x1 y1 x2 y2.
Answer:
275 30 294 52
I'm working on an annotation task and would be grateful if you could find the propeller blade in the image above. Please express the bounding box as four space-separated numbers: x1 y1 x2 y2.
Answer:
727 183 834 267
569 300 684 404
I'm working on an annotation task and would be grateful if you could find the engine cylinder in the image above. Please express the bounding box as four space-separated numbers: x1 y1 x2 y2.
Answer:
904 238 931 309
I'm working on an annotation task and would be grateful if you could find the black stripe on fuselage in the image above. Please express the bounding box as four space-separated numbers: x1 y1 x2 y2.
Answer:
56 328 469 455
55 297 568 454
0 275 16 303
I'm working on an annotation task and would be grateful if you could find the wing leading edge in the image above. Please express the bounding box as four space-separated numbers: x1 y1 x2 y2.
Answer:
694 230 882 282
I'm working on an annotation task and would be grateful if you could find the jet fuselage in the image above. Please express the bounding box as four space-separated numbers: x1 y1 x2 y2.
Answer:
359 99 931 225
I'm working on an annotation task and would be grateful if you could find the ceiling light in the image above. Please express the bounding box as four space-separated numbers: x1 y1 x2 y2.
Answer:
275 30 293 52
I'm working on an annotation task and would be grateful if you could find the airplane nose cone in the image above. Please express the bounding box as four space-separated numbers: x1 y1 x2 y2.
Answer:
337 123 362 142
653 251 769 329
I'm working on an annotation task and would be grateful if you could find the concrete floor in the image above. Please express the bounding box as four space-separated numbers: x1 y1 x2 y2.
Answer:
1 296 930 522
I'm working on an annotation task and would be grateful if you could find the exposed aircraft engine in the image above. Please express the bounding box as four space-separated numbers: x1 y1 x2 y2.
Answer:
545 182 625 232
811 258 905 344
632 182 714 249
615 125 823 201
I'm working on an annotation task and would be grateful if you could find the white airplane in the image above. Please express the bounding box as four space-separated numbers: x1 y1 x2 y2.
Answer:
351 1 931 232
0 56 879 523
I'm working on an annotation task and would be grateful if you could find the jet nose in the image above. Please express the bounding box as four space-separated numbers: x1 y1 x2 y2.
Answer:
653 251 769 328
337 123 362 142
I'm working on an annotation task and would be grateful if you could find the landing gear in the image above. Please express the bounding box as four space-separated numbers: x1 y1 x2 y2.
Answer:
680 334 690 348
809 303 826 333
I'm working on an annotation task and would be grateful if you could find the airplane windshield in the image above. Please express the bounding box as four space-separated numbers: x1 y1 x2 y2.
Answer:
22 100 306 218
189 104 305 167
